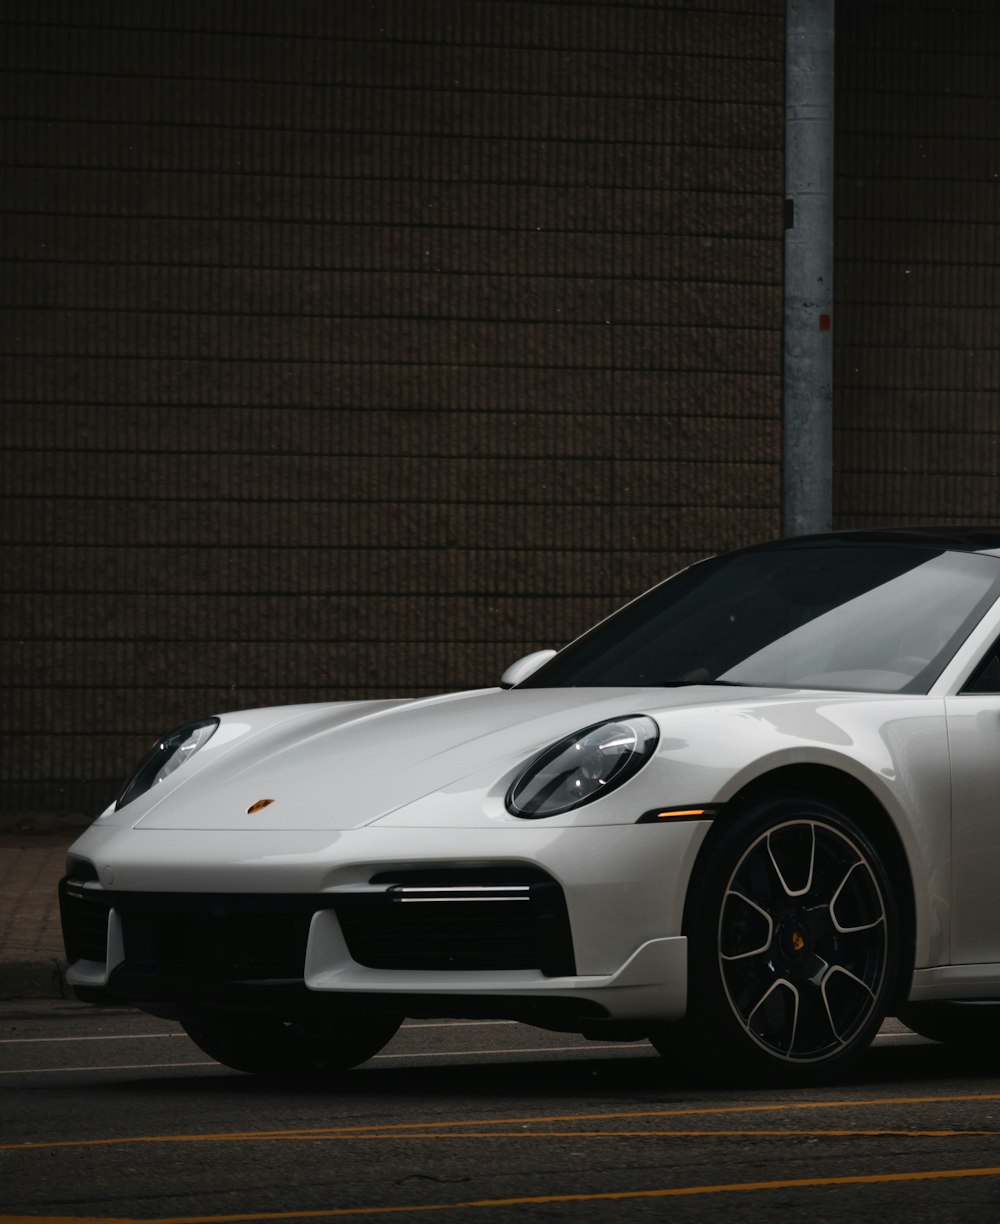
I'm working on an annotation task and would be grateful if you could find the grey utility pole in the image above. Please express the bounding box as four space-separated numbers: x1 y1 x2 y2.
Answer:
783 0 835 536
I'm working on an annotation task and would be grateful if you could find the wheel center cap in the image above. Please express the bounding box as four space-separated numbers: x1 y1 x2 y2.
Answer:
776 916 812 960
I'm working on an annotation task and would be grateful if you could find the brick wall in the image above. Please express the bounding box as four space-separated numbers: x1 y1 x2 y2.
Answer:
1 1 784 818
834 0 1000 525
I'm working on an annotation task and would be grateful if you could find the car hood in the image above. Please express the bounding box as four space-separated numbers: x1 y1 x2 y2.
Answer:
129 685 768 832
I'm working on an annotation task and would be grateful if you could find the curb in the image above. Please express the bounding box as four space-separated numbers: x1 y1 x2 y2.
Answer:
0 959 71 1001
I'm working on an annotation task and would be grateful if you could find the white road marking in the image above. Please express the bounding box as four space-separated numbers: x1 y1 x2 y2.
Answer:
0 1032 184 1044
0 1020 517 1045
402 1020 518 1029
0 1044 647 1075
373 1043 647 1059
0 1021 925 1076
0 1061 218 1074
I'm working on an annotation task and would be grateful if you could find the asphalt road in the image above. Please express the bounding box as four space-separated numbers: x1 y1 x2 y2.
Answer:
5 1002 1000 1223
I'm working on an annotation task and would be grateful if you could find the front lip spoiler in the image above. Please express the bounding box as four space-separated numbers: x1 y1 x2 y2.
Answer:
71 975 611 1029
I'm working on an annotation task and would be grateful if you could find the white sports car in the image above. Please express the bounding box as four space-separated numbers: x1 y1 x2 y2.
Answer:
60 529 1000 1084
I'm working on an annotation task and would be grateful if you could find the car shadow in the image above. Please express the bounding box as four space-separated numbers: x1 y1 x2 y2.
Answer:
98 1037 1000 1103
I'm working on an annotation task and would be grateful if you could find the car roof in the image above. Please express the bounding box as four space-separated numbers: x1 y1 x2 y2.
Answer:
751 527 1000 554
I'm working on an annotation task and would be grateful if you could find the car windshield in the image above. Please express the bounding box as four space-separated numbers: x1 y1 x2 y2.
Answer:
521 545 1000 694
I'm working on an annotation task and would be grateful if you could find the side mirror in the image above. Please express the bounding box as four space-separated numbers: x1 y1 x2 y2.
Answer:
499 649 557 689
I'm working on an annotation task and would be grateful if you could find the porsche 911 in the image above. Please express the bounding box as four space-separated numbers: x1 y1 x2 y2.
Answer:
59 528 1000 1083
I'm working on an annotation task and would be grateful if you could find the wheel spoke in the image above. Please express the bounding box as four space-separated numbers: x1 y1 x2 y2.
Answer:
799 951 830 986
824 963 877 1002
821 965 878 1043
766 822 815 897
831 860 885 933
720 889 773 960
746 979 799 1054
792 977 841 1056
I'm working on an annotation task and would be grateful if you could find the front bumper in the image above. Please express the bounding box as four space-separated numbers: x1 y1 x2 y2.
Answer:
60 820 709 1025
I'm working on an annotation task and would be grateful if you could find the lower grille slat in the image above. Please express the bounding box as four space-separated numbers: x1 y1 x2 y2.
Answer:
59 868 577 984
124 910 311 980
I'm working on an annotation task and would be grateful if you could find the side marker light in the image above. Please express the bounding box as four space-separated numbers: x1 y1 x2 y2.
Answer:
636 806 718 824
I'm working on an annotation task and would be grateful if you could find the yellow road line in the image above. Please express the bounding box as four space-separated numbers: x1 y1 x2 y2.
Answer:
5 1091 1000 1153
6 1165 1000 1223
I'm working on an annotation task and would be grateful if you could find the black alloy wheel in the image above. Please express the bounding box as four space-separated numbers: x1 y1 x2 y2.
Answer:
653 793 899 1085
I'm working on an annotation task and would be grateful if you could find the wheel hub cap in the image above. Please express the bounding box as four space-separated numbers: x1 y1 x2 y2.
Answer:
776 915 812 961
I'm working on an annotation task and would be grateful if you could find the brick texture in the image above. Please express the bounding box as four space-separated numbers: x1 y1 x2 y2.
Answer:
2 0 784 817
834 0 1000 527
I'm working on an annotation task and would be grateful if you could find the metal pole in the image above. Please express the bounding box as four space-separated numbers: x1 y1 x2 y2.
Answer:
783 0 835 536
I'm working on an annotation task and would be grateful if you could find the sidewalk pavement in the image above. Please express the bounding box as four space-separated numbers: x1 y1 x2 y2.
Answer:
0 831 82 1000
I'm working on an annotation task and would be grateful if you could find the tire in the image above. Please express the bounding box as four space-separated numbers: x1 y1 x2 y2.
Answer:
898 1001 1000 1046
652 793 899 1085
183 1014 402 1077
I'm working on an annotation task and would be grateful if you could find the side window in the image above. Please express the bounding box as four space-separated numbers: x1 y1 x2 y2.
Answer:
962 639 1000 694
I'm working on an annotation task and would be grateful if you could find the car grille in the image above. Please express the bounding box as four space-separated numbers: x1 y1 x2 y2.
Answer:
58 868 576 982
59 886 315 982
124 906 312 980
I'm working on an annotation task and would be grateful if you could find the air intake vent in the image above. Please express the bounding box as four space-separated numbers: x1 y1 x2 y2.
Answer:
59 880 110 963
336 867 575 977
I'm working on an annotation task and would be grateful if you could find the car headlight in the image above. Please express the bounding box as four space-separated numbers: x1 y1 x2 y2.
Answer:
506 715 659 818
116 718 219 810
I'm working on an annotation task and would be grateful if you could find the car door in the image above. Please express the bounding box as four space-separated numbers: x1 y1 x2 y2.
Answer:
947 638 1000 965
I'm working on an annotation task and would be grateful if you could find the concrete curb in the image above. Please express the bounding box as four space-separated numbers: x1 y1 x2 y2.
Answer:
0 959 72 1001
0 833 79 1000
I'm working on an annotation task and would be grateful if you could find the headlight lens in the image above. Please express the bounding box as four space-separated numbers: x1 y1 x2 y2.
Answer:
507 715 659 818
116 718 219 810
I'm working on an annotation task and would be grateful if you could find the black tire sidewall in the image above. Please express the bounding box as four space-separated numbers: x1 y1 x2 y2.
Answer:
183 1014 402 1076
680 791 900 1083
